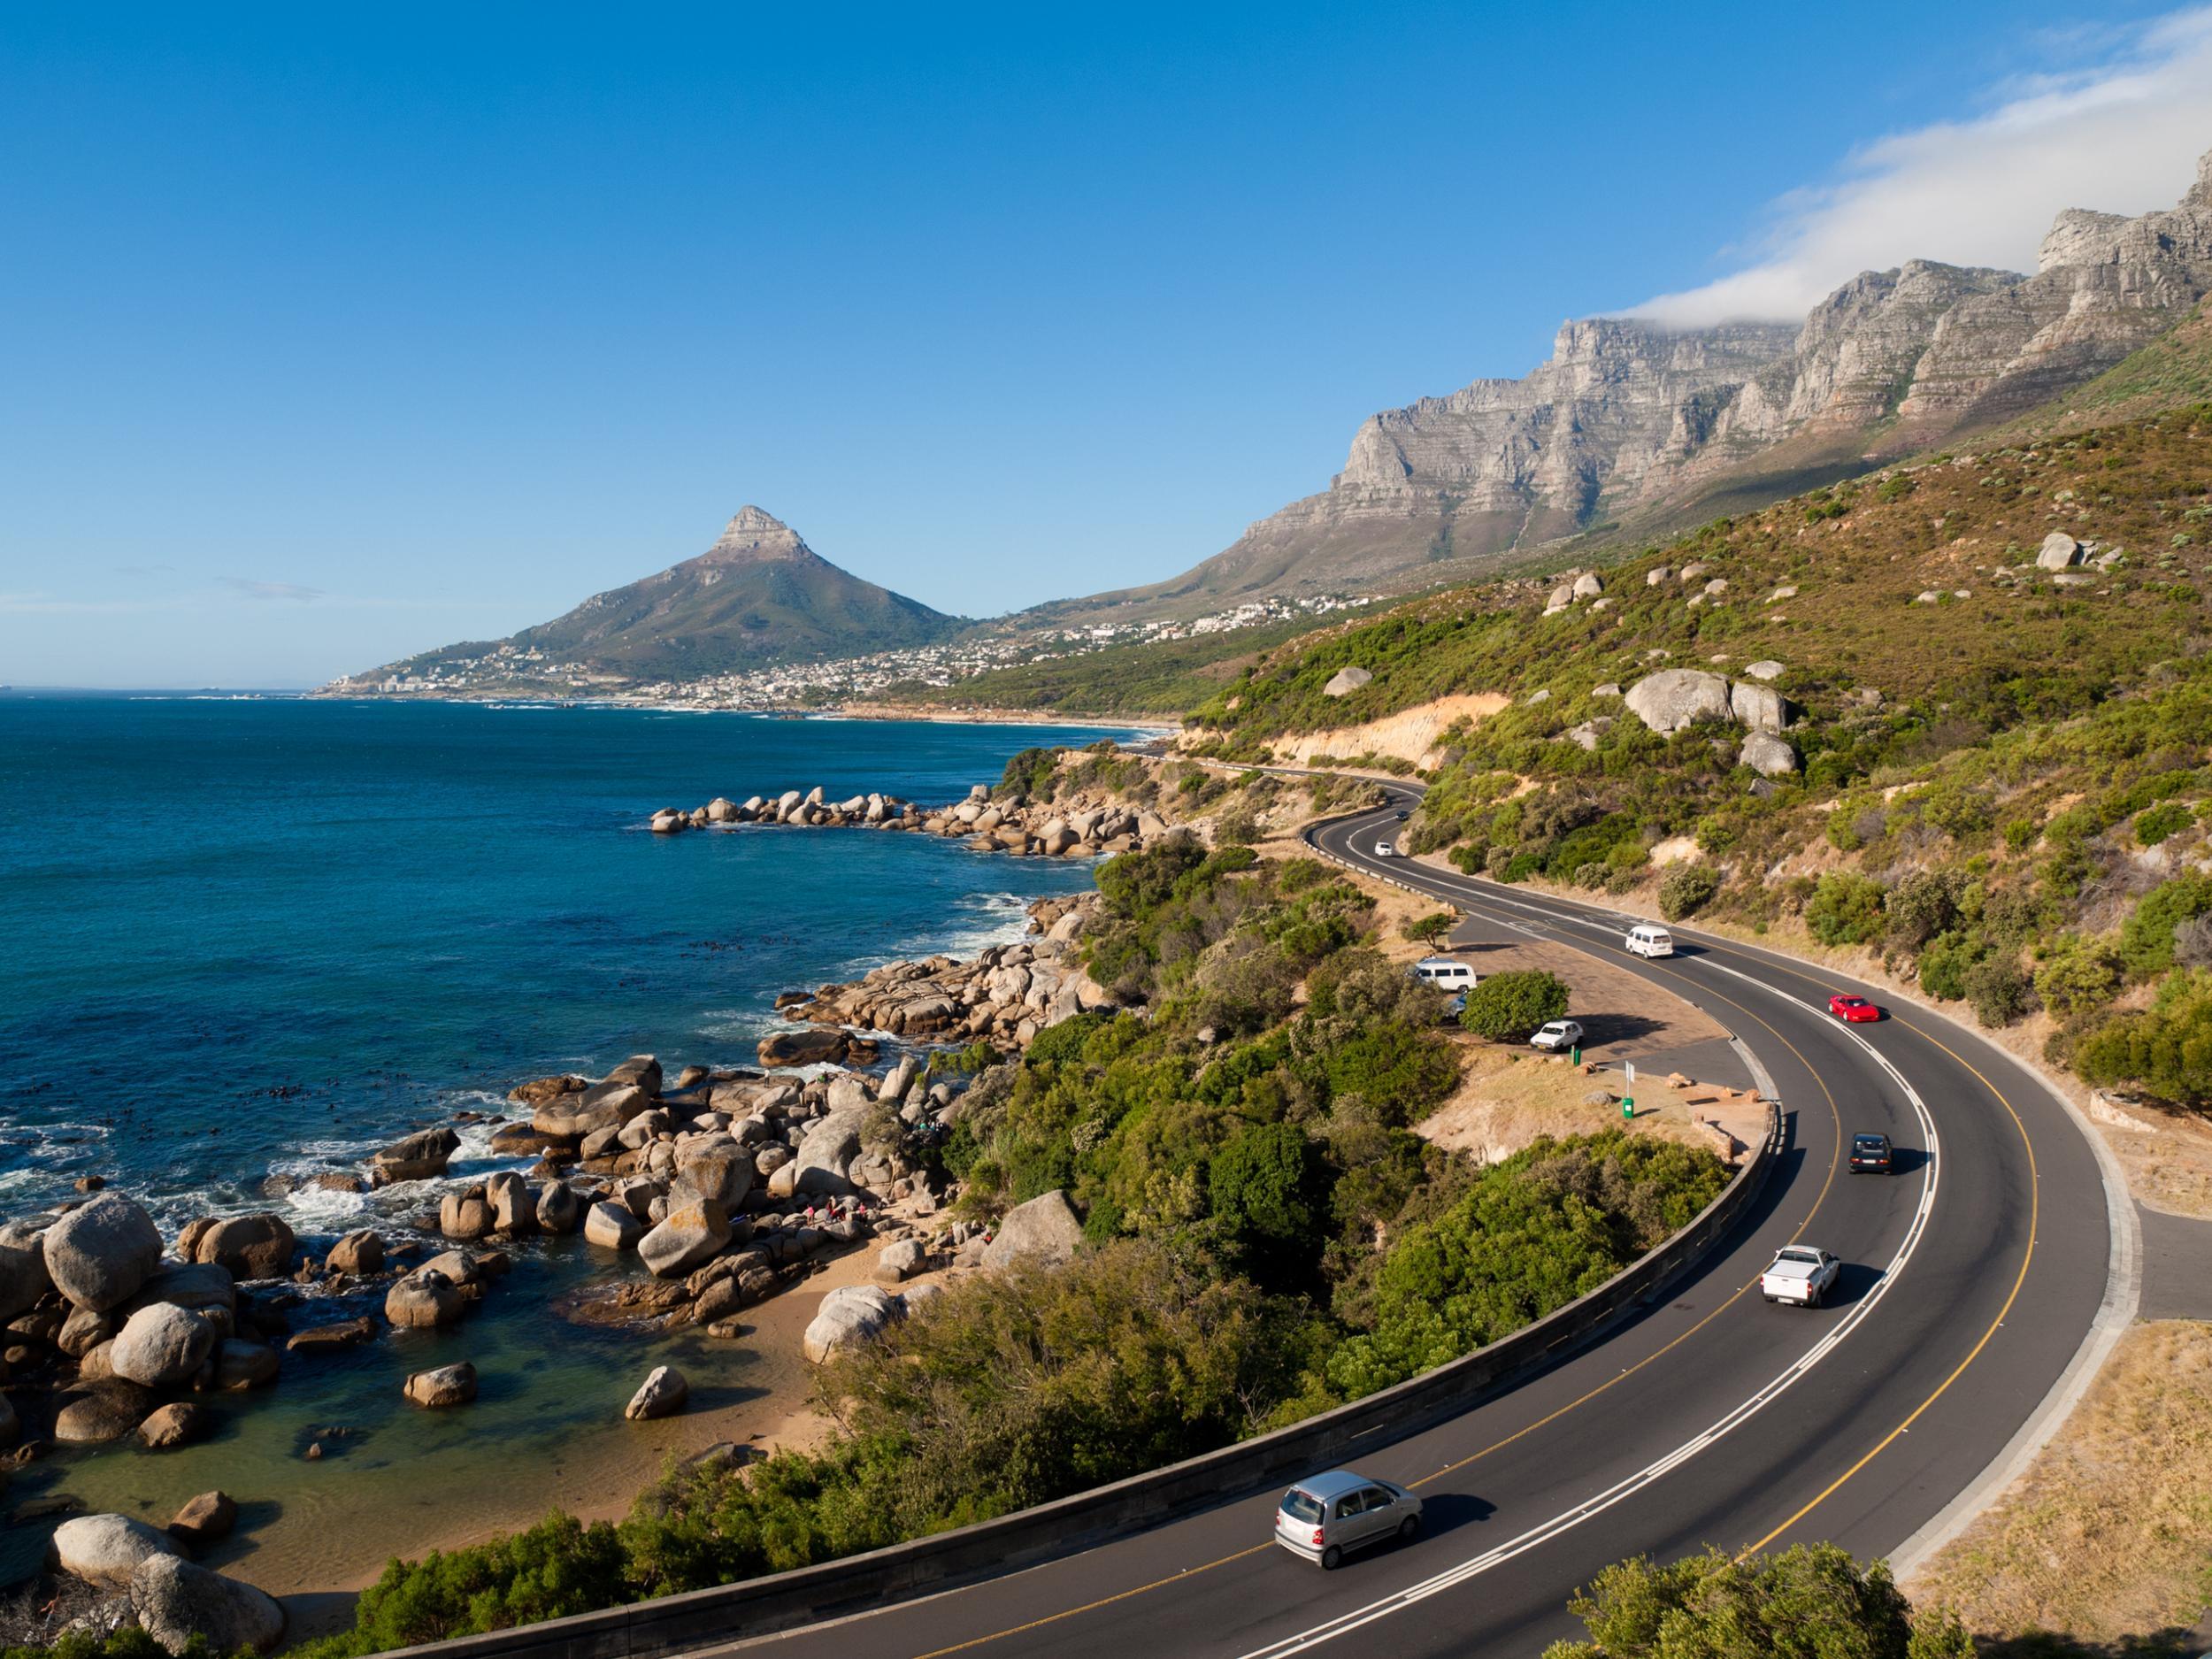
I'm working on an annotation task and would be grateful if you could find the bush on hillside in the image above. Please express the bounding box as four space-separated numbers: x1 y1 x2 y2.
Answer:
2033 933 2124 1018
2120 873 2212 978
2136 800 2194 845
2076 968 2212 1109
1806 873 1887 948
1459 970 1571 1041
1963 955 2035 1028
1656 862 1720 921
1540 1543 1970 1659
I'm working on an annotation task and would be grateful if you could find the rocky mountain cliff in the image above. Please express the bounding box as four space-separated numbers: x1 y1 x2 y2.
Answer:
1052 147 2212 623
335 509 965 690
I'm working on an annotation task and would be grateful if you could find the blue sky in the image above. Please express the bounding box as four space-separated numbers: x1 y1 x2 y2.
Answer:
3 2 2208 687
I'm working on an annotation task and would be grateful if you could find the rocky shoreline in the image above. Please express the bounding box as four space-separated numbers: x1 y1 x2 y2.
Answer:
1 883 1115 1653
647 781 1177 859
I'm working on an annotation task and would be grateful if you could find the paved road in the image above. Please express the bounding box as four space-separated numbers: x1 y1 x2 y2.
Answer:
726 785 2124 1659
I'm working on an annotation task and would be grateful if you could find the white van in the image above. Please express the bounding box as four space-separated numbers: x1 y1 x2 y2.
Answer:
1624 924 1674 959
1412 956 1478 990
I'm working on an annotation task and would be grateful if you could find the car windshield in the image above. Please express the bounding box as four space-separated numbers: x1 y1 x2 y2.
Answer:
1281 1491 1323 1524
1838 996 1863 1007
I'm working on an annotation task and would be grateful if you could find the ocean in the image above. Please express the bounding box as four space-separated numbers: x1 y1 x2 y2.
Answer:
0 695 1134 1593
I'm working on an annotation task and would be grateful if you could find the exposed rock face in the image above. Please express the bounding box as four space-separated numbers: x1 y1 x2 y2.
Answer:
625 1364 689 1420
383 1270 464 1329
1323 665 1374 698
43 1194 164 1311
1740 732 1800 778
53 1382 154 1443
980 1189 1085 1271
583 1202 644 1251
326 1229 384 1275
637 1196 732 1278
130 1555 286 1655
1047 150 2212 619
139 1402 214 1450
109 1304 216 1388
50 1513 182 1586
168 1491 237 1547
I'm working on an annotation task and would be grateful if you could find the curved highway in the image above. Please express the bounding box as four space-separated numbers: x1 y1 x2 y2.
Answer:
729 783 2129 1658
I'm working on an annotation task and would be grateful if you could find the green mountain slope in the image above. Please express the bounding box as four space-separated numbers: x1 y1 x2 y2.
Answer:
352 508 965 687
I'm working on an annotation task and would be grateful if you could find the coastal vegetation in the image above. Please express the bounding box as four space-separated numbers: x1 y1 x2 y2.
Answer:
288 829 1730 1655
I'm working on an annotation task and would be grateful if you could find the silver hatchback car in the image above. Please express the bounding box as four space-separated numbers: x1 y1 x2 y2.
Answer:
1273 1470 1424 1569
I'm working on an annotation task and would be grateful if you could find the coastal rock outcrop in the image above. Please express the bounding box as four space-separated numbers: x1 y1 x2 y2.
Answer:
403 1362 478 1408
50 1513 182 1587
637 1196 731 1278
109 1303 216 1388
368 1127 461 1187
130 1555 287 1655
167 1491 237 1547
43 1194 164 1311
138 1402 214 1450
1 1219 51 1320
383 1269 465 1329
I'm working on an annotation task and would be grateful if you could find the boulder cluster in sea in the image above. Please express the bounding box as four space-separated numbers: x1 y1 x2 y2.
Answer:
649 781 1178 858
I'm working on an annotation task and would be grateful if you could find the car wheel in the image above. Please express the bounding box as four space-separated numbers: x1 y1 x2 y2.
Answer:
1320 1545 1342 1571
1398 1516 1420 1541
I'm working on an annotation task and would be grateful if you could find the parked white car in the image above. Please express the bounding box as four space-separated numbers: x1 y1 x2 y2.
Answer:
1762 1246 1842 1307
1529 1018 1584 1053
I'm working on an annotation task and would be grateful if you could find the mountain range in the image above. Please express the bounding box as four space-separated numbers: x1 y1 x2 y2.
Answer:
341 147 2212 687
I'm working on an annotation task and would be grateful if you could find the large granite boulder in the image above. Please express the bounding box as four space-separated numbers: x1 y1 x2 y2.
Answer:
123 1263 236 1335
1624 669 1733 735
535 1181 581 1233
110 1303 217 1388
167 1490 237 1547
213 1338 280 1390
43 1194 163 1311
403 1362 478 1408
326 1229 384 1275
582 1201 643 1251
604 1054 664 1095
980 1189 1085 1272
801 1285 903 1363
638 1196 732 1278
138 1402 214 1450
2036 531 2084 570
0 1219 51 1320
533 1088 632 1139
1740 731 1800 778
485 1171 536 1234
794 1107 867 1198
1727 680 1794 733
674 1134 755 1207
51 1513 181 1587
624 1364 688 1420
53 1382 155 1443
186 1212 296 1281
130 1555 286 1655
758 1028 846 1067
368 1127 460 1187
383 1270 464 1329
1322 665 1373 698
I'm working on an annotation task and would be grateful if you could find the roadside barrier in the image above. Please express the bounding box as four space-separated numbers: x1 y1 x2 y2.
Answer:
388 1120 1780 1659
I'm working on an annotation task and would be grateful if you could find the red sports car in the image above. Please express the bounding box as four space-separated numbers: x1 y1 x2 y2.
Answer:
1829 993 1881 1023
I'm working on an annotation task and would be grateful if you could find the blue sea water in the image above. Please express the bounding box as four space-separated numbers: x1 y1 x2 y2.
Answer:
0 696 1136 1591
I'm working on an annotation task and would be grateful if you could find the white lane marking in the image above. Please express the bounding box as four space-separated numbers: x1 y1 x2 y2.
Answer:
1242 833 1942 1658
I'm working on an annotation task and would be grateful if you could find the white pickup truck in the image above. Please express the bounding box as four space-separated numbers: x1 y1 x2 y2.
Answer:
1761 1246 1842 1308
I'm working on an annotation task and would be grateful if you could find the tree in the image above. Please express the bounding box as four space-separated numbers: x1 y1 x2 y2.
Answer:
1404 910 1456 947
2033 933 2124 1018
2120 873 2212 978
1657 863 1721 921
2076 968 2212 1109
1541 1543 1973 1659
1460 971 1571 1041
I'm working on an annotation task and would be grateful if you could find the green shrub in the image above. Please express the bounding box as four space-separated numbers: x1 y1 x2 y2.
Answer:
2135 800 2193 845
2033 933 2124 1018
2076 968 2212 1107
1542 1543 1970 1659
1459 971 1571 1041
1402 910 1455 946
1656 863 1721 921
2121 873 2212 977
1805 873 1887 947
1916 930 1982 1002
1885 869 1964 950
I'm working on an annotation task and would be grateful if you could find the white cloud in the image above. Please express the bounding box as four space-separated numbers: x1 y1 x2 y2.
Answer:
1624 7 2212 327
